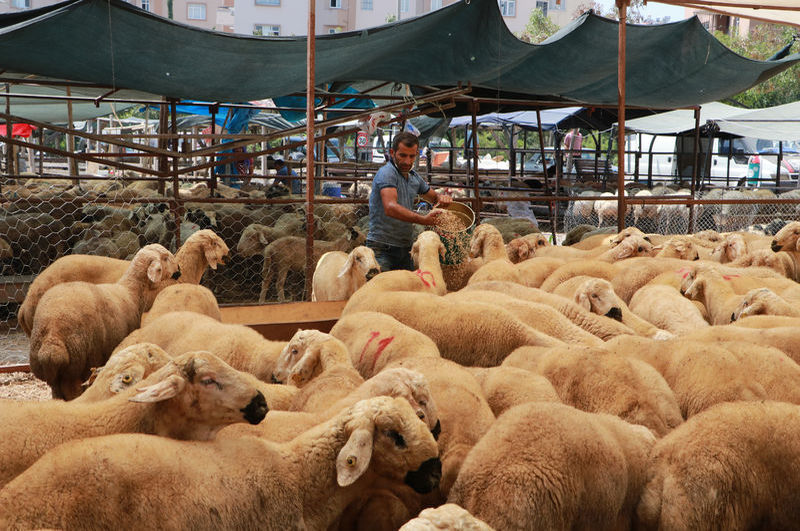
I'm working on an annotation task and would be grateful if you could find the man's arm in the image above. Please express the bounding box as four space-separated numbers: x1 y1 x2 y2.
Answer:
380 188 440 226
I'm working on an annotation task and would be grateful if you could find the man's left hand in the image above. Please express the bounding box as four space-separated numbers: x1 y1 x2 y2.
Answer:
437 194 454 208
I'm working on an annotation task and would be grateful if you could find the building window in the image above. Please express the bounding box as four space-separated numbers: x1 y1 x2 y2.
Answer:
187 3 206 19
548 0 564 10
11 0 31 8
499 0 515 17
254 24 280 35
329 28 337 33
430 0 442 9
361 0 372 9
400 0 408 12
255 0 280 4
330 0 341 8
141 0 150 11
535 0 547 16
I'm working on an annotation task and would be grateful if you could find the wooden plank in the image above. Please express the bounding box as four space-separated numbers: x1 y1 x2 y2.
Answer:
219 301 345 341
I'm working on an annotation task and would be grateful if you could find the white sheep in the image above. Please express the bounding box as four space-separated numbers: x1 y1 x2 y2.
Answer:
399 504 495 531
638 401 800 530
311 246 381 302
0 350 267 487
29 244 179 400
73 342 172 402
141 283 222 326
731 287 800 321
0 396 440 530
467 365 561 416
449 402 655 530
629 284 710 335
505 232 550 264
18 228 229 336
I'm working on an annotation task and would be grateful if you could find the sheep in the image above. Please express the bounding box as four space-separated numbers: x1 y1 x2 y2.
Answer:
681 268 748 325
141 283 221 326
710 232 749 263
311 246 381 302
72 229 141 259
655 235 700 261
449 402 655 531
731 287 800 321
330 311 441 378
399 504 495 531
503 346 682 436
446 289 605 346
629 284 710 335
732 314 800 329
0 396 440 530
73 342 172 403
342 290 564 367
270 330 364 413
235 215 306 257
29 244 179 400
604 336 767 418
638 401 800 530
728 247 798 279
769 220 800 281
684 324 800 366
467 365 560 416
17 228 229 336
514 256 566 288
466 224 523 285
259 227 366 302
463 281 637 341
0 350 268 488
505 232 549 263
559 276 673 339
632 188 659 229
594 190 628 227
539 259 616 292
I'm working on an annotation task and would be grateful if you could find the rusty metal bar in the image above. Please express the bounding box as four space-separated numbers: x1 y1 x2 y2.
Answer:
688 107 701 233
305 0 317 302
616 0 629 232
470 100 482 215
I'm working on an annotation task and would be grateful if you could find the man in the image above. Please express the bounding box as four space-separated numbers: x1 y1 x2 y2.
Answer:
563 128 583 175
273 157 301 194
368 131 452 272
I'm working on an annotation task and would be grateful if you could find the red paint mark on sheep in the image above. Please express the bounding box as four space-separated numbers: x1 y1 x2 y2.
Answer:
722 274 740 280
358 331 381 364
416 269 436 288
370 336 395 371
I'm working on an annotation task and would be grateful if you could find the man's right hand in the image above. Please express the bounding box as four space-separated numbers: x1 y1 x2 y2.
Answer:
421 209 443 226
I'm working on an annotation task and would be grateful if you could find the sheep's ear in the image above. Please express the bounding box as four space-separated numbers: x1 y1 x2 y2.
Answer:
614 241 635 259
204 241 221 270
517 242 531 261
575 291 592 312
469 232 484 258
338 253 355 278
439 242 446 261
288 347 321 387
337 426 374 487
147 258 164 283
257 229 271 246
129 374 185 403
410 241 420 267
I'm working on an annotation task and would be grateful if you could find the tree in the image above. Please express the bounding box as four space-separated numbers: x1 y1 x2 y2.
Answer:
518 7 560 44
573 0 655 24
714 26 800 108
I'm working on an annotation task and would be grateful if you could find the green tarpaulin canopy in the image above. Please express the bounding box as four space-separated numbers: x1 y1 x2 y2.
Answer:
0 0 798 108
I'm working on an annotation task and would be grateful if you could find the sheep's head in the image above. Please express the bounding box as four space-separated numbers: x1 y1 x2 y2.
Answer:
574 278 622 320
82 343 171 397
607 235 655 260
772 221 800 252
411 231 446 267
695 229 722 245
682 271 709 301
130 244 180 285
711 234 747 263
400 504 494 531
272 329 350 386
468 224 502 259
364 368 440 437
678 266 699 295
182 229 229 270
658 236 700 261
505 238 533 263
236 224 271 257
340 245 381 281
336 396 440 493
731 288 782 321
608 227 646 247
129 351 268 438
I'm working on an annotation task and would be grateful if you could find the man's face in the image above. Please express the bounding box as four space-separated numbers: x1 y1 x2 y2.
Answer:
390 142 418 174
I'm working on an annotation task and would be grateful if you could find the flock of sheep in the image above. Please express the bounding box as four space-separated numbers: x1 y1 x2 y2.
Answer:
7 183 800 527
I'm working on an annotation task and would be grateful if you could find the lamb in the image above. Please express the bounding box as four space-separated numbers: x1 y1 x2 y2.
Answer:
710 232 749 263
73 342 172 402
259 227 366 302
629 284 710 335
0 350 268 487
505 232 549 263
18 228 229 336
503 346 682 436
235 215 305 256
311 246 381 302
513 256 565 288
728 247 797 279
141 283 221 326
595 190 627 227
449 402 655 531
29 244 179 400
466 223 522 285
467 365 560 416
115 311 286 384
683 325 800 366
399 504 494 531
681 268 747 325
342 290 564 367
655 235 700 261
638 401 800 530
731 287 800 321
769 220 800 281
0 396 441 530
270 330 364 413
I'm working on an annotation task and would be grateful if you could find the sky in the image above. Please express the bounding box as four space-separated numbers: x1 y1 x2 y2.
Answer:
595 0 689 22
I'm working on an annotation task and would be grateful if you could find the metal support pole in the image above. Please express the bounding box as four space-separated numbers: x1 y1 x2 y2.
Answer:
3 84 10 188
689 107 700 233
171 99 181 249
615 0 629 232
535 109 556 240
470 101 482 216
304 0 317 301
66 86 78 184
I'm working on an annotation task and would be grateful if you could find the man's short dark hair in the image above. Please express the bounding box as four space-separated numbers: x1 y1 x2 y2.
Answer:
392 131 420 152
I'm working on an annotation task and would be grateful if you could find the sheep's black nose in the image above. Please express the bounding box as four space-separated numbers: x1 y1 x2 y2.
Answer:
404 457 442 494
605 307 623 321
366 268 380 280
772 241 782 252
270 373 281 384
241 391 268 424
731 312 737 322
171 268 182 280
431 419 441 441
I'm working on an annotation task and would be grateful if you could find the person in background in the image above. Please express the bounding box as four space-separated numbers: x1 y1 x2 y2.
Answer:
274 157 301 194
367 131 452 272
563 128 583 175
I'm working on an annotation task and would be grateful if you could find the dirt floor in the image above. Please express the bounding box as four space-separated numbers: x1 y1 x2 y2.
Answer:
0 322 47 401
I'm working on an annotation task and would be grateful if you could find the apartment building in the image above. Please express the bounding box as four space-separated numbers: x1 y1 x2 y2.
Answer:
0 0 229 31
235 0 577 37
685 8 762 36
